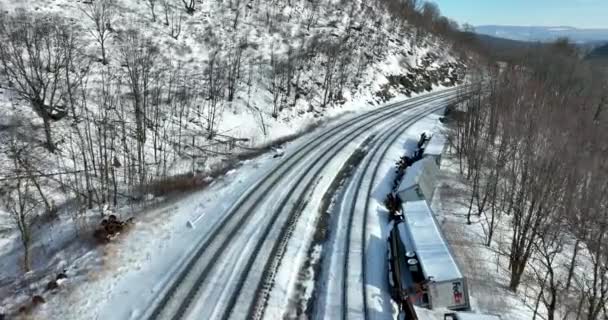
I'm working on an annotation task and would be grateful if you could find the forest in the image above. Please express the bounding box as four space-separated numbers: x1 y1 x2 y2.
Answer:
452 38 608 319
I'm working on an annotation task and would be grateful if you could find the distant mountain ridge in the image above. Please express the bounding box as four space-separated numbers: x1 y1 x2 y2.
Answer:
587 43 608 60
475 25 608 43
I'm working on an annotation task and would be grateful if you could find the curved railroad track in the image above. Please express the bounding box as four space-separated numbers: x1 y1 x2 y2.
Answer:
142 88 464 320
314 96 459 320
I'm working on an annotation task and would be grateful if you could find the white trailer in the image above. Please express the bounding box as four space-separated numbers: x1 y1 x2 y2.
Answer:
423 132 448 167
399 200 470 310
396 158 440 203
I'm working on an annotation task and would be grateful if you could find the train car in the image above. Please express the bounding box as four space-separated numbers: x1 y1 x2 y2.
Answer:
396 157 440 203
387 130 468 315
402 200 470 310
423 132 447 168
387 201 469 312
387 219 424 320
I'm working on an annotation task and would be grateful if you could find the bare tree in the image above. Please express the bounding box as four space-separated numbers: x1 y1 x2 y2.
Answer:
305 0 320 31
231 0 243 29
420 2 444 28
5 139 42 272
319 42 340 109
578 180 608 320
227 41 244 102
161 0 172 25
120 30 160 184
170 10 183 39
0 13 78 152
182 0 196 14
146 0 158 22
449 59 607 296
592 73 607 122
530 223 567 320
81 0 115 65
269 45 284 117
205 51 225 138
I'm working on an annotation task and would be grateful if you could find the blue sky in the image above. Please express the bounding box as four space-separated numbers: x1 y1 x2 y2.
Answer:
431 0 608 29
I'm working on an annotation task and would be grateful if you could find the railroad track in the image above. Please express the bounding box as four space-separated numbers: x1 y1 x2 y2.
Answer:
142 88 465 320
313 96 460 320
233 99 462 320
352 98 461 319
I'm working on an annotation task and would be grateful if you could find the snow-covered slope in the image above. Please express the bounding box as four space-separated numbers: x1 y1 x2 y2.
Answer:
0 0 466 317
0 0 464 200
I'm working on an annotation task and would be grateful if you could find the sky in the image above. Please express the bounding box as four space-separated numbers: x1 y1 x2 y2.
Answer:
431 0 608 29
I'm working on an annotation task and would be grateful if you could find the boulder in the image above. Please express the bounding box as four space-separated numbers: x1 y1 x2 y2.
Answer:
46 280 59 291
32 295 45 305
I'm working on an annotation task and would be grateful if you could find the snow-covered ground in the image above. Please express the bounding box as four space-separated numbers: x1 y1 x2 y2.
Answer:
335 110 535 320
0 0 468 317
0 89 455 319
425 153 535 319
263 106 459 320
0 0 464 184
4 84 541 320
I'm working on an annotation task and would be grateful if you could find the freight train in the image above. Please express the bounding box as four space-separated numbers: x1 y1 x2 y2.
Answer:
386 132 469 317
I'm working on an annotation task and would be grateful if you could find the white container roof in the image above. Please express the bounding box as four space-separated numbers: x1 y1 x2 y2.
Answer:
423 132 447 157
399 200 463 283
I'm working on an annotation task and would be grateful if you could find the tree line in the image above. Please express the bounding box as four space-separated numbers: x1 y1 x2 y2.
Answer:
451 39 608 320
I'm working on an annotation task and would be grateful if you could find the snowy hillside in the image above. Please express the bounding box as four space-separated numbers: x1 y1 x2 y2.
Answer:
0 0 465 199
0 0 467 317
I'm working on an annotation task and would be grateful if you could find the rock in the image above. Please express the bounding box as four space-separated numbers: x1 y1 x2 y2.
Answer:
32 295 45 305
272 147 285 158
95 214 132 243
113 156 122 168
46 280 59 291
56 272 68 280
93 228 110 243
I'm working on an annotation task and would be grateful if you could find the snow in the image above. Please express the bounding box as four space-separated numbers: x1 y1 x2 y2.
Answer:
234 95 457 320
0 87 452 320
264 139 367 319
363 110 450 315
26 148 284 319
377 112 534 319
355 111 445 318
0 0 467 316
0 88 467 320
429 156 536 319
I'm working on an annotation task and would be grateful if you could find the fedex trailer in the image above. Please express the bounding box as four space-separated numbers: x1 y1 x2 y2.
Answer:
393 200 470 310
